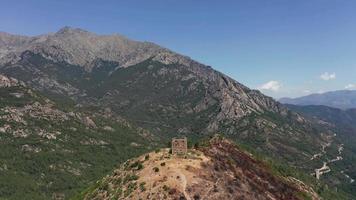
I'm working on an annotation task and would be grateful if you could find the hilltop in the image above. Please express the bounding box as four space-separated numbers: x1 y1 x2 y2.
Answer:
81 137 320 200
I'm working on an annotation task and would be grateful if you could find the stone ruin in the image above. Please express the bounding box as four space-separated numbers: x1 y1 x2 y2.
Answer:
52 193 65 200
172 137 188 155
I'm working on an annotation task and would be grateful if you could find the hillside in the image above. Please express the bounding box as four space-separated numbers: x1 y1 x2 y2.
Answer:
279 90 356 110
0 74 159 199
0 27 330 165
285 104 356 196
0 27 355 199
81 137 320 200
285 104 356 135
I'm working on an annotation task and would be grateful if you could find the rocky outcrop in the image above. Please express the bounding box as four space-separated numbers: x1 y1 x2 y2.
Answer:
82 116 97 128
0 74 19 87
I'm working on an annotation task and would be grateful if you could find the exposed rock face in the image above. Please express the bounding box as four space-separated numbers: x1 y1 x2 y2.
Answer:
82 116 97 128
0 74 19 87
0 27 192 71
0 27 327 167
0 28 296 131
21 144 42 153
103 126 114 132
0 102 70 124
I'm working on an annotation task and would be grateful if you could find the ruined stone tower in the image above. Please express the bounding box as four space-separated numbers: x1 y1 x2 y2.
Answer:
171 137 187 155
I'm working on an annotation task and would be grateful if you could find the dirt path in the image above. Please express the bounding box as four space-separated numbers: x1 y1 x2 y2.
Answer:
177 170 191 200
311 140 332 160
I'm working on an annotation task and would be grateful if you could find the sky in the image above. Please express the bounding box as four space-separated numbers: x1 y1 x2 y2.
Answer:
1 0 356 98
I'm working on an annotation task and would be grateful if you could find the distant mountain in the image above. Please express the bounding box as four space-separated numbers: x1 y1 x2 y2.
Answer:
286 104 356 136
0 27 354 199
279 90 356 109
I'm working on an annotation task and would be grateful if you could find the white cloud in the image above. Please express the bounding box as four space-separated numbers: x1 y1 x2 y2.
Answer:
258 81 281 92
345 84 355 90
320 72 336 81
303 90 311 94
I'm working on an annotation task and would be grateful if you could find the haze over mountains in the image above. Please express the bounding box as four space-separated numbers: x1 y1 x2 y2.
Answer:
286 104 356 135
279 90 356 110
280 90 356 138
0 27 355 199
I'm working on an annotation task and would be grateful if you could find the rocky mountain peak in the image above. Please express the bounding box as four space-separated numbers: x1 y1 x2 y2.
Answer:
55 26 90 35
0 28 303 134
0 27 185 71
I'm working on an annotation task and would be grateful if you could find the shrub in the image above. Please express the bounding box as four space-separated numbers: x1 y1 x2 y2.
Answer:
153 167 159 173
139 182 146 192
193 194 201 200
137 163 144 170
194 142 200 149
123 174 139 184
163 185 169 191
130 161 144 170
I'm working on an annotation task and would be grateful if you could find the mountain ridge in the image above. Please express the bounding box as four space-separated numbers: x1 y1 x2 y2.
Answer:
0 27 335 164
0 26 197 71
0 27 354 199
0 27 302 136
279 90 356 110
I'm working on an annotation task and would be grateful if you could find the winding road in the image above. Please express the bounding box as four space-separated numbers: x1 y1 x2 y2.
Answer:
314 142 344 179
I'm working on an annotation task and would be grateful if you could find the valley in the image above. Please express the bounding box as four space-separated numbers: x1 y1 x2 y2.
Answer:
286 104 356 198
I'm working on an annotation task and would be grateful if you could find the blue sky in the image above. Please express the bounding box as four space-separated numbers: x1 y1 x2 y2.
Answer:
1 0 356 98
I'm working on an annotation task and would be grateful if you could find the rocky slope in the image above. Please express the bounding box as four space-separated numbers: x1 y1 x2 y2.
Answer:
0 26 194 71
0 74 158 199
0 27 328 164
82 137 320 200
0 27 354 199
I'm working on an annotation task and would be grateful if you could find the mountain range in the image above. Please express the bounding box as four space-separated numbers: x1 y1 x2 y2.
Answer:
279 90 356 110
0 27 355 199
